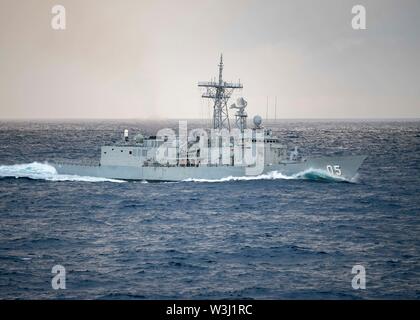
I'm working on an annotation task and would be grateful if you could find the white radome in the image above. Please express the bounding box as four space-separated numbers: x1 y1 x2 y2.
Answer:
253 115 262 127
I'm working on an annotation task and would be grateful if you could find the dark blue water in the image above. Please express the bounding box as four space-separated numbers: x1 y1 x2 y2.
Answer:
0 120 419 299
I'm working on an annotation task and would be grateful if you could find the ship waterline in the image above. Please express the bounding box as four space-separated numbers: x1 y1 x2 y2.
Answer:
53 155 366 182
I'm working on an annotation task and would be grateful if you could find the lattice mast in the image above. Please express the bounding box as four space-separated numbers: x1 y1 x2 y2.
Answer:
198 54 243 130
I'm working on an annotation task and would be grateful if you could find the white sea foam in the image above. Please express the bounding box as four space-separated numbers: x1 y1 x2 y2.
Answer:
183 168 350 183
0 162 126 183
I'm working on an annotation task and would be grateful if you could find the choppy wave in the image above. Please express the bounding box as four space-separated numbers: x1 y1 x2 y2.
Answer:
0 162 125 183
183 168 351 183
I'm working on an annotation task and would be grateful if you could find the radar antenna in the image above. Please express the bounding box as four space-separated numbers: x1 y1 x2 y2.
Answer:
198 54 243 130
230 97 248 132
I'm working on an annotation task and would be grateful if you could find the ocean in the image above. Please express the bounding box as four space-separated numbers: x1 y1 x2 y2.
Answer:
0 120 419 299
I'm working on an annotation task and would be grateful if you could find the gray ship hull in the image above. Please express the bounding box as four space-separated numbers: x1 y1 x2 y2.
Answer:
52 155 366 182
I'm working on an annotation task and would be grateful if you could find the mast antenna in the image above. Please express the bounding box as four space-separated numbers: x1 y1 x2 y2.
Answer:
274 96 277 121
266 96 269 120
198 54 243 130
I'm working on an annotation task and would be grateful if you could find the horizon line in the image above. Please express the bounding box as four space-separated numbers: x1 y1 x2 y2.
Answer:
1 117 420 122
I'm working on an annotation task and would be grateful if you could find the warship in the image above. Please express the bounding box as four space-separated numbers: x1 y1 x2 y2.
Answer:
52 55 366 181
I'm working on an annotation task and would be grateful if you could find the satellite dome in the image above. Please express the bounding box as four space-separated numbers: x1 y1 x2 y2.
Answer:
253 115 262 128
133 133 144 144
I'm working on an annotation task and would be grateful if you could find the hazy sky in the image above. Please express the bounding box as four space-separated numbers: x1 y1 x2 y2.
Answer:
0 0 419 119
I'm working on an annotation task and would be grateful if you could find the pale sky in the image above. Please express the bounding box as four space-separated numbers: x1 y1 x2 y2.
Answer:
0 0 419 119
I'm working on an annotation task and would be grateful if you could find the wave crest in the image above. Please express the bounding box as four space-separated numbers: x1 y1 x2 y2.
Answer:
0 162 125 183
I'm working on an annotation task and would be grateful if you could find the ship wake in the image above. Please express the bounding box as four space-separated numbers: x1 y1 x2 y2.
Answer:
183 168 354 183
0 162 125 183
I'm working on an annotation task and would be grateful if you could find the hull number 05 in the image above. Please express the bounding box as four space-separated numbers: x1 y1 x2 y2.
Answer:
326 165 342 176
